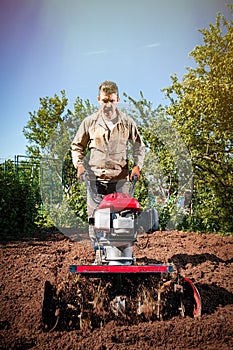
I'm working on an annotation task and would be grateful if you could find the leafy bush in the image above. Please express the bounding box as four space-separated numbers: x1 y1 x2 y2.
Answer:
0 160 41 236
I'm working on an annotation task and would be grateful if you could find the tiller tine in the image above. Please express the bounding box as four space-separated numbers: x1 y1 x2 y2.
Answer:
69 264 201 320
183 277 202 317
42 280 59 331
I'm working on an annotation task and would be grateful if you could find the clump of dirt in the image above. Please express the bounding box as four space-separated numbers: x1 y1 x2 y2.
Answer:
0 230 233 350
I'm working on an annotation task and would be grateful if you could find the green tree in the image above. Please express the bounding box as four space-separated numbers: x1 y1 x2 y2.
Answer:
23 91 97 229
124 93 193 230
23 90 69 157
163 7 233 233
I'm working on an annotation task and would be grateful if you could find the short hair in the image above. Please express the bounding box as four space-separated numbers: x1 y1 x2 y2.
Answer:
98 81 119 97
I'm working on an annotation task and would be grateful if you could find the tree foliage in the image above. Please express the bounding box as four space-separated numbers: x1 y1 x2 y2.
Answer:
23 90 69 157
123 93 193 230
163 7 233 233
23 91 97 229
0 159 41 236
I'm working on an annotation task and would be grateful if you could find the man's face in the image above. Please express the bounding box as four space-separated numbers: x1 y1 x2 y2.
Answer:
98 92 120 119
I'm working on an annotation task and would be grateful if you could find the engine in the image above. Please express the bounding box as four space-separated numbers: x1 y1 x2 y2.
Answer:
93 192 158 242
94 193 140 241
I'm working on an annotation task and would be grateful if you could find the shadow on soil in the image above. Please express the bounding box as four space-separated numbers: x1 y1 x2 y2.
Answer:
170 253 233 315
0 227 90 245
196 282 233 314
170 252 233 266
0 228 66 244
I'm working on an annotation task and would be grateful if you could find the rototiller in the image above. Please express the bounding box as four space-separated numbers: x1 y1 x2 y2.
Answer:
42 174 201 331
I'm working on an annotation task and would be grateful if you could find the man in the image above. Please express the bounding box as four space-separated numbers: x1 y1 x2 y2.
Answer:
71 80 145 245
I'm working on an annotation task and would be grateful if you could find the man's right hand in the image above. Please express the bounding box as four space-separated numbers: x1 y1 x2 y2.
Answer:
77 165 86 180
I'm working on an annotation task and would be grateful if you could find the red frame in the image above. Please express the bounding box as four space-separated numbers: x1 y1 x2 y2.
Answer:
70 264 174 273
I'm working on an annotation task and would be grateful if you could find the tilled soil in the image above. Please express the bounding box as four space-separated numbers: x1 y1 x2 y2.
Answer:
0 230 233 350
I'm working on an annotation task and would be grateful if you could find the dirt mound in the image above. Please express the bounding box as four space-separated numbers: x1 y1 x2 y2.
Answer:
0 230 233 349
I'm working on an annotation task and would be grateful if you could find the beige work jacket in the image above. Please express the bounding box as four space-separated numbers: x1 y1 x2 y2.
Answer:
71 109 145 180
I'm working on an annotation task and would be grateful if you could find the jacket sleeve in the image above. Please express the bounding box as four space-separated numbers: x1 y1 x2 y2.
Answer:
71 119 89 169
130 122 145 170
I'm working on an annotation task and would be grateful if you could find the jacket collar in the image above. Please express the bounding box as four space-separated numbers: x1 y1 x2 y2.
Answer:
94 108 123 129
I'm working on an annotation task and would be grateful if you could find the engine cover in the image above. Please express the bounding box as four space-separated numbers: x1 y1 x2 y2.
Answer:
97 193 141 212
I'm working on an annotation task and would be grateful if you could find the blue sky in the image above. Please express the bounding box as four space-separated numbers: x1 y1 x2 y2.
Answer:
0 0 231 160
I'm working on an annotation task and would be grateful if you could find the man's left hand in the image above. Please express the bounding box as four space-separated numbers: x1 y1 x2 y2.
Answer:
130 165 141 180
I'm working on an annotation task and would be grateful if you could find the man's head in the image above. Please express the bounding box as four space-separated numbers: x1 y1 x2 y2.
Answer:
98 81 120 119
98 80 119 97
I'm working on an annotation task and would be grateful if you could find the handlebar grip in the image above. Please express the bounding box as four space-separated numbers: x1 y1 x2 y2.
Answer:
129 174 138 196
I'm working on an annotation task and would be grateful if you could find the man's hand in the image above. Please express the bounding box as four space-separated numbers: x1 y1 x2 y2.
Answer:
77 165 86 180
130 165 141 180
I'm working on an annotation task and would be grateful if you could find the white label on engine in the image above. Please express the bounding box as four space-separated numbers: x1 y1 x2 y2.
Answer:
94 208 110 230
113 217 134 229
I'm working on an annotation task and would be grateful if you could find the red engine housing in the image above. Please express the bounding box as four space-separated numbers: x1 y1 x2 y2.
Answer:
98 193 141 212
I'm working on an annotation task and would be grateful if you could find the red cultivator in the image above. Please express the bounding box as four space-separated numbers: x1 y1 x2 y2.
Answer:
42 176 201 331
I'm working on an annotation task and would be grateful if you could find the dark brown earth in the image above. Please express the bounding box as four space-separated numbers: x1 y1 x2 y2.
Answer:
1 230 233 350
